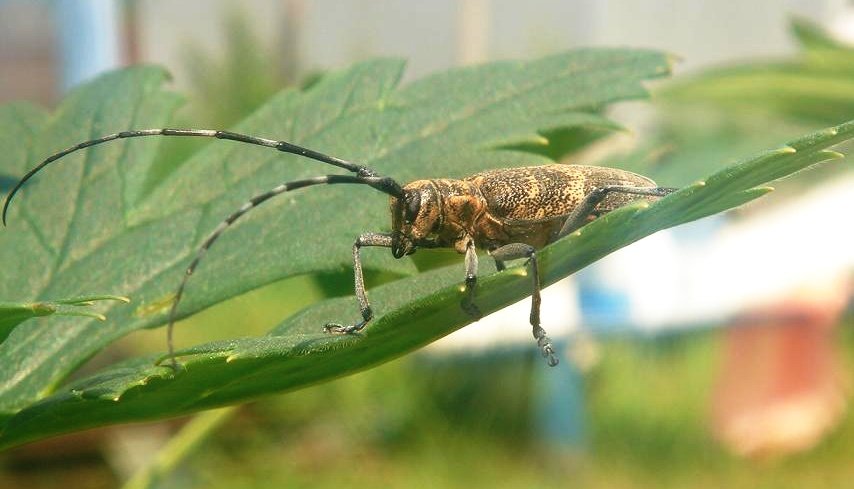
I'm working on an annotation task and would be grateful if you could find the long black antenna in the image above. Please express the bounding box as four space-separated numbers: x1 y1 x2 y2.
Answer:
164 174 396 368
1 128 405 369
2 128 403 225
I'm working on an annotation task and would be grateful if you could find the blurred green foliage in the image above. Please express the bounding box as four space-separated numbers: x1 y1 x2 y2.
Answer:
180 326 853 489
616 16 854 187
662 17 854 126
5 325 852 488
144 10 301 194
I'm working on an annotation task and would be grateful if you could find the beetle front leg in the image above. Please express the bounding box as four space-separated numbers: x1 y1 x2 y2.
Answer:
490 243 558 367
324 232 392 334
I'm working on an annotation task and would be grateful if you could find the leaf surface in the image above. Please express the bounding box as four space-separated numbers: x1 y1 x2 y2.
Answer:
0 51 671 419
1 120 850 449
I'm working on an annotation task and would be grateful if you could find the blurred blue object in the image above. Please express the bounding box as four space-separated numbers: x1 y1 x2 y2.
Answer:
576 217 727 333
535 342 587 449
55 0 122 92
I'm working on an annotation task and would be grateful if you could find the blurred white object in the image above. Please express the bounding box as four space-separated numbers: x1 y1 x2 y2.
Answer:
591 173 854 330
689 176 854 317
55 0 123 91
829 3 854 44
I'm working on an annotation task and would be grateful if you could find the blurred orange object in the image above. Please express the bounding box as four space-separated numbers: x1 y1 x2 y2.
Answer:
711 278 850 459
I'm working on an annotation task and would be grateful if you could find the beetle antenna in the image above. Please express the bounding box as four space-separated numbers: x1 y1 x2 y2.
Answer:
161 174 399 369
2 128 400 225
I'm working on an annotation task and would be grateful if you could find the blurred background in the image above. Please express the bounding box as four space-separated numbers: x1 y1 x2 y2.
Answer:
1 0 854 488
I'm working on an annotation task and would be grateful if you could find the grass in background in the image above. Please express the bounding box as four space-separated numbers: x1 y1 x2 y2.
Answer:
157 322 852 489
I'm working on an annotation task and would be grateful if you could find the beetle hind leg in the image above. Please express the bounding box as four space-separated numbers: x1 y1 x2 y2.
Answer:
556 185 676 239
490 243 559 367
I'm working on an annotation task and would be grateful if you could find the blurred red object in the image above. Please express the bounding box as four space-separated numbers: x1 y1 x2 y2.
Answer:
711 279 850 459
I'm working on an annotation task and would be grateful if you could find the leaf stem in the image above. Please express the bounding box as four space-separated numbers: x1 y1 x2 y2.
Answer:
121 407 238 489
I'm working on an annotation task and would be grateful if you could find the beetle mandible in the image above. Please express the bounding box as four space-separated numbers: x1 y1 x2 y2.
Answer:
2 128 676 367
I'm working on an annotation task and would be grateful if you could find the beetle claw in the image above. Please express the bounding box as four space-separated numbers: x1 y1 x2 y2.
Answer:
460 298 482 319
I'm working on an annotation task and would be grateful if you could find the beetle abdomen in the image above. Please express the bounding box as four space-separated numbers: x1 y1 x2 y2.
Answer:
466 164 656 221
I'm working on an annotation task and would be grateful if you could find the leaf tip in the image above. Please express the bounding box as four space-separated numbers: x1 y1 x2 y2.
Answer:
31 302 57 316
665 53 683 68
821 150 845 160
532 135 550 146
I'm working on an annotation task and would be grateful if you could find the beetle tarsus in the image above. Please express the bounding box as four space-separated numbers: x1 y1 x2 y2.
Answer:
324 320 368 334
461 276 482 319
534 326 559 367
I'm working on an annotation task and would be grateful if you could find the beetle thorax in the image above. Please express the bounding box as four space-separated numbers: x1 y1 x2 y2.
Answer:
389 179 487 256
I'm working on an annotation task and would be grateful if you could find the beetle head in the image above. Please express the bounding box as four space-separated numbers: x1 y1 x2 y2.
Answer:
390 181 442 258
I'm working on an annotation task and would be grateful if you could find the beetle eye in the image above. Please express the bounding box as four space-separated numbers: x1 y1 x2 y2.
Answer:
404 195 421 223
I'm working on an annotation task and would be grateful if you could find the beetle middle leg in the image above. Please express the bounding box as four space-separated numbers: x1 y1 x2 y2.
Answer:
461 240 482 318
324 232 392 334
490 243 559 367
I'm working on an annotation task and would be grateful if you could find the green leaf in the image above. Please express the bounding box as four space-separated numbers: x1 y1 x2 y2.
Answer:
616 18 854 188
790 15 850 52
0 295 130 344
660 18 854 127
1 119 850 449
0 51 671 423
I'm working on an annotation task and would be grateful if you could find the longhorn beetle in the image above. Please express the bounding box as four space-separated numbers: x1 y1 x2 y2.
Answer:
2 129 676 367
